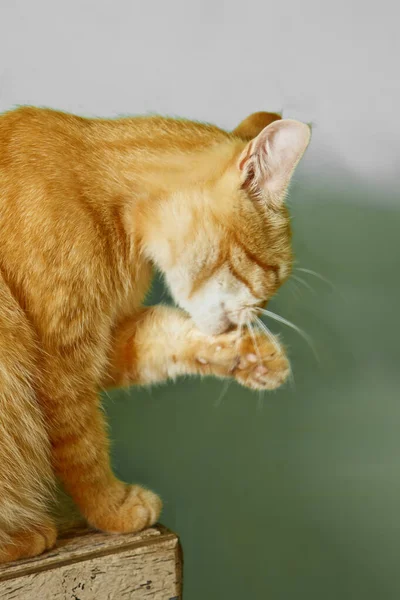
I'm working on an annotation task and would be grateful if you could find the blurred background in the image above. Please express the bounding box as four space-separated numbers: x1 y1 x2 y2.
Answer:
1 1 399 598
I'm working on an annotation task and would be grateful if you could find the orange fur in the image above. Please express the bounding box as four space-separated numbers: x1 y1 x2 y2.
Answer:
232 111 282 140
0 107 310 562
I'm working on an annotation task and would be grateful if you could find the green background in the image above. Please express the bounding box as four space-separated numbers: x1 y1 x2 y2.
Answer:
106 177 400 600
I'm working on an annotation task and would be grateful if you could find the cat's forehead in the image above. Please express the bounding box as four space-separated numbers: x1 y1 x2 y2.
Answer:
229 208 291 260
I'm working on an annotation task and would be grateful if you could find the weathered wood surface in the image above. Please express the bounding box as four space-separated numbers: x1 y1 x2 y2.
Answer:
0 525 182 600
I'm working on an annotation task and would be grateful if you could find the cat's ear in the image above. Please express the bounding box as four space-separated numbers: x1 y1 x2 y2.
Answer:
232 111 282 141
237 119 311 205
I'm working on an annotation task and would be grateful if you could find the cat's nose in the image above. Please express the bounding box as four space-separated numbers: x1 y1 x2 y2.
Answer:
224 319 237 332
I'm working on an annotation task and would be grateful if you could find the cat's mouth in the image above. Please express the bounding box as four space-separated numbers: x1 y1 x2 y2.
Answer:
194 312 236 336
191 304 261 336
208 309 258 336
225 306 260 329
208 317 236 336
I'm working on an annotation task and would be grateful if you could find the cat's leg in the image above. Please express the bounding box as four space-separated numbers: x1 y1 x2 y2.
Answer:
39 352 162 535
46 305 285 538
104 306 290 391
0 281 56 564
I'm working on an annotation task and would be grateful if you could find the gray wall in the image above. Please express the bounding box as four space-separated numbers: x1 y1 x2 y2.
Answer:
2 1 399 598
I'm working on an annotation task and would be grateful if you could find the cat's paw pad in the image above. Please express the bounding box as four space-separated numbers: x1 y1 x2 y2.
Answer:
234 335 290 390
193 328 290 389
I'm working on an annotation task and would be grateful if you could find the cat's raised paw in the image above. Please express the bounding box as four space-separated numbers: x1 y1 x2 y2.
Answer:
234 335 290 390
193 328 290 390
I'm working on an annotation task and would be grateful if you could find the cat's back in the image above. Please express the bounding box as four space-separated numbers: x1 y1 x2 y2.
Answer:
0 107 98 253
0 107 92 225
0 108 121 325
0 106 90 179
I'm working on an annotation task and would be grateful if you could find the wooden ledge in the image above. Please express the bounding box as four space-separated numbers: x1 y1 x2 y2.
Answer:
0 525 182 599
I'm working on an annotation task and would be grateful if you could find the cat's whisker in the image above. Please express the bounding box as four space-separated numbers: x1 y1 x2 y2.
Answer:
288 280 303 300
287 360 296 390
102 390 113 402
295 267 335 291
246 320 261 360
234 312 245 354
252 314 282 354
257 391 265 414
213 379 232 409
257 308 319 362
252 314 296 389
291 275 315 294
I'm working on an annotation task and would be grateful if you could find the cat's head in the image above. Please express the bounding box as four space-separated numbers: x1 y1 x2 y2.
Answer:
145 112 311 335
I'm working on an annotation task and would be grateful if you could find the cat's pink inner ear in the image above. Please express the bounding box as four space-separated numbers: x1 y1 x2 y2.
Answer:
238 119 311 200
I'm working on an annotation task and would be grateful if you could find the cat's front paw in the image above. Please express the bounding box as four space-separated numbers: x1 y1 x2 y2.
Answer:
233 335 290 390
87 484 162 534
194 329 290 390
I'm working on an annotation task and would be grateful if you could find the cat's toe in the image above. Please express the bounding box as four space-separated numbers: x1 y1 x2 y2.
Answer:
236 354 290 390
234 335 290 390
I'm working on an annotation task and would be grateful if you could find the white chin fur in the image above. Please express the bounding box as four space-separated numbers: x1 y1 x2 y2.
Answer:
193 314 232 336
166 266 256 336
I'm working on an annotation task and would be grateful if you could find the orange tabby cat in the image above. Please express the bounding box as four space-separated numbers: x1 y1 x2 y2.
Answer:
0 107 310 562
